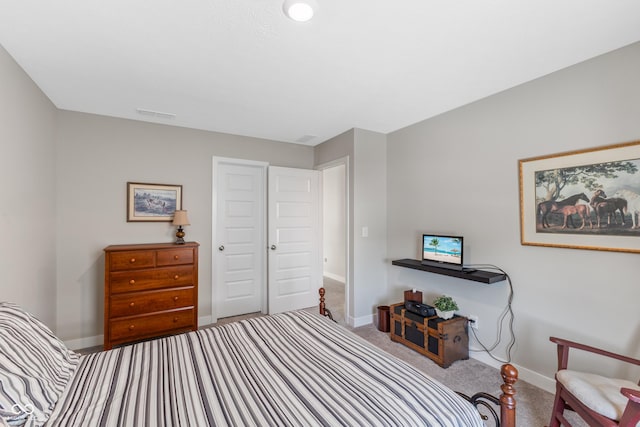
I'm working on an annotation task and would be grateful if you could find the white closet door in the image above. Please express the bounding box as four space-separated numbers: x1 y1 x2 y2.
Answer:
213 158 266 319
268 166 322 314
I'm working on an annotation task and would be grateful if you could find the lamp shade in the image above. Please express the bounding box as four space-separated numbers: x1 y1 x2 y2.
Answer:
172 210 190 226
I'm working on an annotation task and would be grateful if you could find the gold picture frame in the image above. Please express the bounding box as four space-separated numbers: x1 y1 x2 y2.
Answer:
127 182 182 222
519 140 640 253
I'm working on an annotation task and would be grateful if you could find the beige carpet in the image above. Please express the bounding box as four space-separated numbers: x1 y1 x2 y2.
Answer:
349 323 551 426
316 280 588 427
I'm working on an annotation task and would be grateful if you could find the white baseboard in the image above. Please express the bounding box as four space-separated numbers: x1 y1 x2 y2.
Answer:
352 313 373 328
469 351 555 394
198 315 213 327
323 272 345 283
65 334 103 351
65 315 213 351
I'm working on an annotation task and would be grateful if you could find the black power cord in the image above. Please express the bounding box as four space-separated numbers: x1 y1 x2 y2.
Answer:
462 264 515 364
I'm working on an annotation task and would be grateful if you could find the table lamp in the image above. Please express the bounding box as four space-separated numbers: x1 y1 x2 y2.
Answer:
172 210 190 244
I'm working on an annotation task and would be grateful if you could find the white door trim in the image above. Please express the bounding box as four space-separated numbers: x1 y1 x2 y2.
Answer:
211 156 268 324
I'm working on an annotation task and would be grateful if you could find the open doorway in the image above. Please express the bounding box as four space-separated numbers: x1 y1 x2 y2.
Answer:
320 160 348 324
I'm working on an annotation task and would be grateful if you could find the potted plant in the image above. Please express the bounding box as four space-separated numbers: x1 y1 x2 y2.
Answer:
432 295 459 320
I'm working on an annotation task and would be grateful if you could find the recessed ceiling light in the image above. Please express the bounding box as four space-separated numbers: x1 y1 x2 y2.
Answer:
283 0 317 22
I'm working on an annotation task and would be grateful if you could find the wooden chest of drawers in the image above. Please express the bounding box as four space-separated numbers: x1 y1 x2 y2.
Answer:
104 242 199 350
390 302 468 368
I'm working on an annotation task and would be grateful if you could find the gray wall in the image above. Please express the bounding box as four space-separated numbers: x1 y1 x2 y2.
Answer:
55 111 314 344
353 129 388 322
315 130 356 321
314 128 388 325
387 42 640 389
0 45 57 325
4 32 640 389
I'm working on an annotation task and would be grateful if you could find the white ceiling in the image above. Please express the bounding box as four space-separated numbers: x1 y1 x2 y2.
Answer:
1 1 640 146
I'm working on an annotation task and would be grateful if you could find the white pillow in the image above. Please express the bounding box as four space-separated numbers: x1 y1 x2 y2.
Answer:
0 302 80 426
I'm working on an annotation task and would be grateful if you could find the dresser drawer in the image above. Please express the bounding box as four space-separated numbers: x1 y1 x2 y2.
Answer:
109 308 195 344
156 248 194 266
109 250 156 271
110 266 194 293
109 287 194 317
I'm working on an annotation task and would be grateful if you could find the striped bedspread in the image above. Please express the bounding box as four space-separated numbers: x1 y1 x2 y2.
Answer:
47 311 483 426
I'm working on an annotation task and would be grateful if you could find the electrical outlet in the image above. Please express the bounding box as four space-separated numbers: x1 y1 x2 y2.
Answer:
468 315 479 330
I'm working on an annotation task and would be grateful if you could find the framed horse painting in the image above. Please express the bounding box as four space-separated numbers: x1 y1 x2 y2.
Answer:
519 140 640 253
127 182 182 222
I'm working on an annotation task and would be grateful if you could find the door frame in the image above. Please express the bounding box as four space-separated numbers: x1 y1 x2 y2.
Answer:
316 156 351 324
211 156 268 324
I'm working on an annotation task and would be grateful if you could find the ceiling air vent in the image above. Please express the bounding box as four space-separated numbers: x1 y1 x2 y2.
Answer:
295 134 317 144
136 108 176 119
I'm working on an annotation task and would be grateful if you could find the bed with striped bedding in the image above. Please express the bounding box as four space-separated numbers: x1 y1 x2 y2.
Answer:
2 303 486 426
55 311 485 426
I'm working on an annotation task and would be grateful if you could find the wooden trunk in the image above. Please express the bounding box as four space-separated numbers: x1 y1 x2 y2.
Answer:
390 302 468 368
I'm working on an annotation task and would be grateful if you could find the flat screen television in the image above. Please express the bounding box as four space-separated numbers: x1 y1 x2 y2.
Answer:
421 234 464 270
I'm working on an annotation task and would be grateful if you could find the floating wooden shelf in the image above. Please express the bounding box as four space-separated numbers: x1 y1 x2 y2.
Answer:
391 259 506 284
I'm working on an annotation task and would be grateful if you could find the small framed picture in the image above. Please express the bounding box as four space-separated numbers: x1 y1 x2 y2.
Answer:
127 182 182 222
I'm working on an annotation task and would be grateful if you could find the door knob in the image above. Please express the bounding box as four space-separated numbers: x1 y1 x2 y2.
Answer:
218 245 224 251
270 245 277 250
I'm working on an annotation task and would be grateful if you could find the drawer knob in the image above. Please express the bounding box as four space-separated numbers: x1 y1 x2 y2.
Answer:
174 255 179 260
174 275 179 280
173 317 178 323
130 258 136 263
129 279 135 285
129 302 135 307
128 325 135 330
173 296 179 302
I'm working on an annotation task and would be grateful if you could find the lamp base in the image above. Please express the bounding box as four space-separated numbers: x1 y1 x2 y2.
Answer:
175 226 186 245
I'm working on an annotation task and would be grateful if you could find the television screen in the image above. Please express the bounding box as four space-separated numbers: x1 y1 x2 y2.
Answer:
421 234 464 269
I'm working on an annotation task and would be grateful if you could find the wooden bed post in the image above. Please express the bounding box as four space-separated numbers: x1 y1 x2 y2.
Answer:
319 287 326 316
318 287 335 321
500 363 518 427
